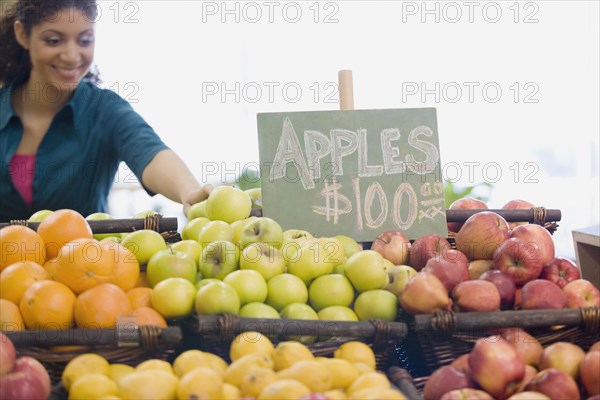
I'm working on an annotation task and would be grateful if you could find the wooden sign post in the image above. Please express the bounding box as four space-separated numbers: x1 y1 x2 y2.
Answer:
256 71 447 241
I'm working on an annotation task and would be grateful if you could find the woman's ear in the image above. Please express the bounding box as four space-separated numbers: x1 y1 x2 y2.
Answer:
14 20 30 50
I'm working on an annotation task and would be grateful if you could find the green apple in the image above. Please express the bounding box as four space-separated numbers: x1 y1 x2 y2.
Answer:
194 281 240 315
28 209 53 222
353 289 398 321
308 274 355 311
280 302 319 344
181 217 211 241
280 229 314 262
170 240 202 268
151 277 196 319
333 260 347 275
121 229 167 265
334 235 363 258
146 249 197 287
133 210 159 218
196 220 234 248
206 185 252 224
286 237 345 285
231 216 257 246
239 217 284 249
239 242 286 281
187 200 208 220
223 269 268 305
239 302 280 319
344 250 389 292
198 240 240 280
86 212 121 241
385 265 418 297
265 273 308 311
244 188 262 210
317 306 359 321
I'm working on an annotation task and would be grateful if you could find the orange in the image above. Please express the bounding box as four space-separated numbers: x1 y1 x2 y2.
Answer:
37 209 93 260
127 287 153 309
0 225 46 271
52 238 114 294
19 280 76 330
132 307 168 328
0 298 25 331
105 241 140 292
74 283 133 328
0 261 50 305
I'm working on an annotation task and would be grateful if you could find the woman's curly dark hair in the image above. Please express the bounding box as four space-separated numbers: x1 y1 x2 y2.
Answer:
0 0 100 87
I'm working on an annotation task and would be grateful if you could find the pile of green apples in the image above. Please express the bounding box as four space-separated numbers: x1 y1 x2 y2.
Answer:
143 185 403 326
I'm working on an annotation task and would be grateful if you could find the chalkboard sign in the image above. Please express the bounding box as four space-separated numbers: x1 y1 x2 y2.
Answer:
257 108 446 241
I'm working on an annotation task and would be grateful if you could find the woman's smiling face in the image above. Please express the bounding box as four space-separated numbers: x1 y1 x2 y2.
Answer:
17 7 95 91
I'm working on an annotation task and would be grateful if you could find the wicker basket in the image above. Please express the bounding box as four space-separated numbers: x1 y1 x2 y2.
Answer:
178 314 409 372
394 306 599 393
7 323 183 388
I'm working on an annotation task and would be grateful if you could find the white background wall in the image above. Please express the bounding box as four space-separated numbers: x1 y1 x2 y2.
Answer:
92 1 599 259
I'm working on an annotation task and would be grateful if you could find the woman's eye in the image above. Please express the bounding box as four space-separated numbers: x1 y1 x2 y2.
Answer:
44 37 61 45
79 35 95 46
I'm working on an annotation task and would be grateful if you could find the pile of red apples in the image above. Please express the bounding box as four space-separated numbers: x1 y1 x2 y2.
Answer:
422 330 600 400
369 198 600 315
0 332 52 400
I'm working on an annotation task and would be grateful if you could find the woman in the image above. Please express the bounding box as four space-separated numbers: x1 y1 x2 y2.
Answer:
0 0 212 222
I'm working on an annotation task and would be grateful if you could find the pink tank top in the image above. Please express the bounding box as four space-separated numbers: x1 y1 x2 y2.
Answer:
9 153 36 207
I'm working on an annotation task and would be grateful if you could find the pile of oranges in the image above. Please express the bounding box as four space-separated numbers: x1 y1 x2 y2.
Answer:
0 209 166 332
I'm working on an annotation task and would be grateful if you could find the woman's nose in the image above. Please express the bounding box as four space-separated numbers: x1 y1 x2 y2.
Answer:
60 42 81 64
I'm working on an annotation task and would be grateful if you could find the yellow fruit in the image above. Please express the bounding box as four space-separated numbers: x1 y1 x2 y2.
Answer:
240 367 279 397
230 331 275 362
272 341 314 371
348 387 406 400
278 359 332 393
177 367 223 400
317 358 360 389
62 353 110 391
135 359 173 374
204 352 228 375
0 299 25 331
117 370 178 400
221 383 242 400
224 353 274 387
257 378 311 400
353 362 375 374
172 350 210 377
68 373 118 400
346 371 390 396
325 389 348 400
108 364 135 385
334 341 376 370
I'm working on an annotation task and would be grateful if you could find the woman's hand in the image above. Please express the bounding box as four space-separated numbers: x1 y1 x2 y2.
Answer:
182 184 213 217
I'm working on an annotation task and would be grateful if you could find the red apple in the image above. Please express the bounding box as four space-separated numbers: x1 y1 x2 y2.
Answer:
447 197 488 234
539 257 581 288
0 356 52 400
590 341 600 352
370 230 410 265
450 354 470 375
399 271 451 315
452 280 501 312
408 233 452 271
509 224 555 267
502 199 536 230
521 279 566 310
468 336 526 399
581 350 600 396
507 391 550 400
439 249 470 267
524 368 581 400
423 365 475 400
422 257 469 293
440 388 494 400
493 238 545 286
455 211 510 260
562 279 600 308
514 365 539 393
500 328 543 367
539 341 586 379
480 270 517 310
0 333 16 375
